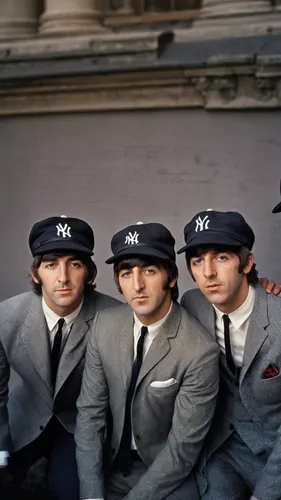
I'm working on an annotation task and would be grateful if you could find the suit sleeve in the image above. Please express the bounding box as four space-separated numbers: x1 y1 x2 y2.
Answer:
124 341 220 500
252 430 281 500
75 313 108 500
0 339 12 452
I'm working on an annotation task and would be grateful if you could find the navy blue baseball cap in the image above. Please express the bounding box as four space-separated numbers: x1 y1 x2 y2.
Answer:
106 222 175 264
177 209 255 254
29 215 94 256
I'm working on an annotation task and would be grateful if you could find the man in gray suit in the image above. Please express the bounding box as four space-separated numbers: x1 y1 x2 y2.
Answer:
0 215 120 500
75 221 219 500
179 209 281 500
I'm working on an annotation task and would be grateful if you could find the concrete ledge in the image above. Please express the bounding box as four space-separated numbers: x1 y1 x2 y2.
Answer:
0 33 281 113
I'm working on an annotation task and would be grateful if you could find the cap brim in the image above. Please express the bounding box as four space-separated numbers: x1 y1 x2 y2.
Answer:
272 201 281 214
32 240 93 256
106 246 172 264
177 232 245 254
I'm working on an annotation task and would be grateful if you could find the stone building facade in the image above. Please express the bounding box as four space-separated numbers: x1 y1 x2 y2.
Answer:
1 1 281 113
0 1 281 302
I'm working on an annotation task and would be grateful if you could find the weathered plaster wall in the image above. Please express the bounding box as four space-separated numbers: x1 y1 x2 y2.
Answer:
0 109 280 301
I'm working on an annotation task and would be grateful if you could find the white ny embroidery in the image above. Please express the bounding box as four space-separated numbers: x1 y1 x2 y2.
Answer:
56 223 71 238
195 216 210 232
125 231 139 245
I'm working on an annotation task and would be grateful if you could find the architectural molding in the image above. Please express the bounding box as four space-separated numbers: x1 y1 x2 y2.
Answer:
1 53 281 114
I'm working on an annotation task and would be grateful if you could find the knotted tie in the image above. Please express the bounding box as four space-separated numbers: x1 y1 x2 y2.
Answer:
116 325 148 476
222 314 235 374
51 318 65 390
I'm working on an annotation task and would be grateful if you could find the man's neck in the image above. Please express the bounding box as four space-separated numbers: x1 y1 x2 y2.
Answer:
135 300 173 327
215 282 250 315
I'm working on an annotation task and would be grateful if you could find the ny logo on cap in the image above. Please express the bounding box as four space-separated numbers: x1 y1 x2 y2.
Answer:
125 231 139 245
195 215 210 232
56 223 71 238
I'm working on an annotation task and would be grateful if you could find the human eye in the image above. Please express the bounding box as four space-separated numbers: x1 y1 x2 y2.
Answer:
120 270 131 279
45 262 56 269
71 261 83 268
216 254 228 262
191 258 202 266
144 267 156 275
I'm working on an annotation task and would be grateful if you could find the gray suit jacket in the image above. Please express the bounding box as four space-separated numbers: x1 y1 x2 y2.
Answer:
75 301 220 500
0 289 121 453
181 285 281 500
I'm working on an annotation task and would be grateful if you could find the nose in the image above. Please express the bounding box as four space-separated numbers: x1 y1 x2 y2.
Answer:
203 257 216 279
58 263 70 284
132 269 144 293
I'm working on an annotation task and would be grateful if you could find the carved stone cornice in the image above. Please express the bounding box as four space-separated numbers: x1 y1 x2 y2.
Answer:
0 33 281 113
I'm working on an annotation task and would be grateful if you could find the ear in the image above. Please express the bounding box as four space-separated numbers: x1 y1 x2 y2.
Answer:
30 267 40 284
169 278 177 289
87 264 97 285
243 252 254 275
168 270 178 289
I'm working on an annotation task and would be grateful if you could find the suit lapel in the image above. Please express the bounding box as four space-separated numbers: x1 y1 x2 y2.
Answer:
20 294 53 394
117 307 134 389
55 292 96 395
137 302 182 387
185 290 216 340
198 295 216 339
240 286 269 383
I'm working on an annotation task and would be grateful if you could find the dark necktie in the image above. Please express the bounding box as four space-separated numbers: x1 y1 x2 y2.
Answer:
222 314 235 374
51 318 65 390
116 325 148 476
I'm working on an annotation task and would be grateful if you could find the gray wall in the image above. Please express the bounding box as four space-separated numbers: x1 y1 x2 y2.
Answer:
0 109 280 302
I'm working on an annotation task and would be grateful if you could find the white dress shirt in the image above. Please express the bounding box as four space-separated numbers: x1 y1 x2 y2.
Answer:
42 298 83 348
84 303 173 500
0 298 83 467
212 285 255 367
131 303 172 448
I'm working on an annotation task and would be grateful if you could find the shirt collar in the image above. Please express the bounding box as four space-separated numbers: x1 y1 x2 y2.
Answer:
133 302 173 335
213 285 255 330
42 298 84 332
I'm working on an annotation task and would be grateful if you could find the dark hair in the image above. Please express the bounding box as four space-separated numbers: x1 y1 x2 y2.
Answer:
185 245 258 285
113 257 179 301
30 252 97 295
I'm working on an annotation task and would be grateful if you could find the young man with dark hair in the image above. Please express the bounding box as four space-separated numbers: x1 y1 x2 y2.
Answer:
178 209 281 500
0 215 120 500
75 222 219 500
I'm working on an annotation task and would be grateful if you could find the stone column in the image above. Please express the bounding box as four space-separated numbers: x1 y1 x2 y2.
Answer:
198 0 272 24
0 0 41 40
40 0 105 35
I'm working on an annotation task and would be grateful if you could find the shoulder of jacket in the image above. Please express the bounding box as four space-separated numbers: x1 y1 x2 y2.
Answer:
177 304 219 352
0 291 34 311
95 302 129 319
90 290 122 308
264 288 281 318
181 287 205 304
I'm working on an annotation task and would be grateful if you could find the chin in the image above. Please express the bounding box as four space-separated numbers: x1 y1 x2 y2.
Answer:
55 298 75 308
133 306 152 317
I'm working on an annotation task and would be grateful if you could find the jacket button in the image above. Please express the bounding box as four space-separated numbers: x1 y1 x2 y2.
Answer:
136 435 141 440
229 424 234 431
40 425 44 431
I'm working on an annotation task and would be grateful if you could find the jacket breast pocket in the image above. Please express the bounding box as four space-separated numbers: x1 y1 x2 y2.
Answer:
256 372 281 405
147 382 179 397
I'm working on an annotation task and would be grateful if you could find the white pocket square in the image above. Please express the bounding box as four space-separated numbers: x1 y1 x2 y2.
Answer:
150 378 177 388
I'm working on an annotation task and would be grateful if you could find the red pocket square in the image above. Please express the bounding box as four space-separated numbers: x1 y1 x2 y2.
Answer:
261 363 280 379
